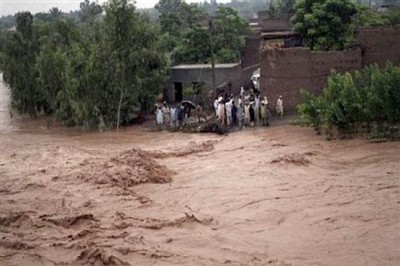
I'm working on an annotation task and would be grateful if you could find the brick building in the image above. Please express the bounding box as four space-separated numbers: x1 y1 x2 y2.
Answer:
259 26 400 113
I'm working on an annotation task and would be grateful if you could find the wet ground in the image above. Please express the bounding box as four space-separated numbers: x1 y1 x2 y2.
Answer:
0 75 399 266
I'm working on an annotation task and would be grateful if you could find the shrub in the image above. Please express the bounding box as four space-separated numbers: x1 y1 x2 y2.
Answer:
298 63 400 140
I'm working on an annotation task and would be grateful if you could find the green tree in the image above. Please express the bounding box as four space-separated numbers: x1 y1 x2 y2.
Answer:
155 0 182 15
156 0 208 53
2 1 168 129
298 63 400 138
3 12 41 117
213 7 250 63
292 0 357 50
277 0 297 14
385 7 400 26
0 31 8 71
35 19 80 114
353 4 390 27
268 0 297 18
171 6 249 64
172 6 249 64
49 7 63 20
155 0 183 35
172 26 210 64
178 2 207 28
79 0 103 24
56 0 167 129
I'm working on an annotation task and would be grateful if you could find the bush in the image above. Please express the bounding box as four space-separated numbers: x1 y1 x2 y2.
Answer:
298 63 400 140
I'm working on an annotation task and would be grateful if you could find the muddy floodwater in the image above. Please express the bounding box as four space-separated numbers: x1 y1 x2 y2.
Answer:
0 75 399 266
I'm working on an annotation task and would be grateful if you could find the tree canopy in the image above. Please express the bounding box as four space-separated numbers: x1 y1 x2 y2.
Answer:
2 0 168 129
292 0 358 51
168 5 250 64
268 0 297 18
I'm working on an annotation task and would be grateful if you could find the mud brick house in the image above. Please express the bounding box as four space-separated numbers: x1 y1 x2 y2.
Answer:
168 63 241 103
262 31 302 48
260 47 362 113
357 26 400 67
260 26 400 113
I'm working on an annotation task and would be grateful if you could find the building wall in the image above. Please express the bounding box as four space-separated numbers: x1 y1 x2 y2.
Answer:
242 35 261 68
169 65 242 102
260 17 291 32
357 26 400 67
257 12 292 32
260 47 362 113
259 26 400 113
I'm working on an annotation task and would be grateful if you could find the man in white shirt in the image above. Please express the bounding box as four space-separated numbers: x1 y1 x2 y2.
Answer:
276 95 283 119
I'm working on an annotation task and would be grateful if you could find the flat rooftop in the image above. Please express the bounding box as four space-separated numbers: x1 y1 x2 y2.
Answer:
262 31 301 39
171 63 240 70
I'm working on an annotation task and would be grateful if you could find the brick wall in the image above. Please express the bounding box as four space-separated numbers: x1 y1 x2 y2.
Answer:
242 35 261 68
260 17 291 32
169 64 242 102
260 47 362 113
258 26 400 114
257 11 292 32
357 26 400 67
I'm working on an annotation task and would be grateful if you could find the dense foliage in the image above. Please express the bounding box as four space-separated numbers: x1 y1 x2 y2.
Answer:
354 5 400 27
292 0 358 51
154 0 250 64
2 0 168 129
298 63 400 139
169 6 250 64
267 0 296 18
292 0 400 51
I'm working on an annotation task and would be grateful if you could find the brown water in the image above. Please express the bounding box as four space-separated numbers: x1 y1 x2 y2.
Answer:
0 75 399 266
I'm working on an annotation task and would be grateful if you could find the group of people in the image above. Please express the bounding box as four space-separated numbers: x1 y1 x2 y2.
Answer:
155 102 190 128
155 88 284 129
214 88 284 128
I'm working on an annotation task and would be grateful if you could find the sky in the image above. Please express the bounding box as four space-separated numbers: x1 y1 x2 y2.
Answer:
0 0 232 17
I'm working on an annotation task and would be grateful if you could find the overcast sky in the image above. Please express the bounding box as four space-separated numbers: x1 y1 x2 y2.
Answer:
0 0 232 16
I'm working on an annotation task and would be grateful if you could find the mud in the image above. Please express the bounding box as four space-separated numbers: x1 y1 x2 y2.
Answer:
64 148 175 189
1 77 400 265
270 153 311 166
142 140 216 159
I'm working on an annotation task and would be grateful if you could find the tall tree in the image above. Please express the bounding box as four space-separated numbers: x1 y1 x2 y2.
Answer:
4 12 40 117
172 6 249 64
57 0 168 128
213 7 250 63
79 0 103 24
172 26 211 64
292 0 357 50
178 2 207 28
49 7 63 20
3 0 168 128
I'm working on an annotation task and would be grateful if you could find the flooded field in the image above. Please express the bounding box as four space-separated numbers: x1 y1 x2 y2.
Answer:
0 76 399 266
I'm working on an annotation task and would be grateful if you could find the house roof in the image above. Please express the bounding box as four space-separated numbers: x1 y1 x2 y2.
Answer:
171 63 240 70
262 31 301 39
